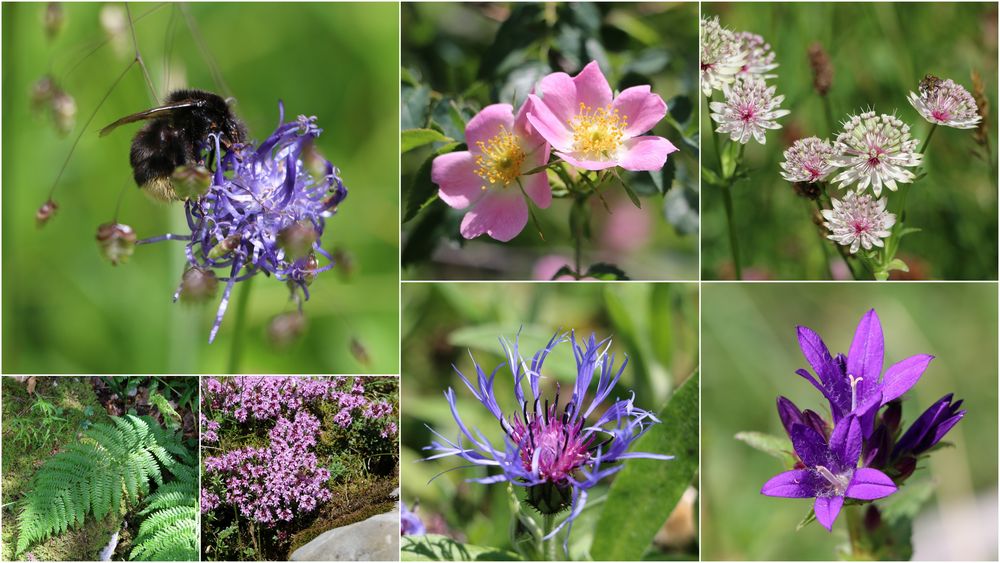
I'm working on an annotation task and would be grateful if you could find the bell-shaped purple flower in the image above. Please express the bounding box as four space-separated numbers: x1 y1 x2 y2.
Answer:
761 416 897 531
425 331 671 549
795 309 933 435
892 394 966 459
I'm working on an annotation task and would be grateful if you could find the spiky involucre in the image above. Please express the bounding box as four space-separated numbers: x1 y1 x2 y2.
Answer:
129 469 198 561
14 415 189 557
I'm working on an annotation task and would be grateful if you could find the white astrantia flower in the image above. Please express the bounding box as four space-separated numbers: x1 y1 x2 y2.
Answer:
709 78 789 145
700 16 747 96
832 111 922 197
735 31 778 80
907 76 982 129
780 137 838 183
822 191 896 254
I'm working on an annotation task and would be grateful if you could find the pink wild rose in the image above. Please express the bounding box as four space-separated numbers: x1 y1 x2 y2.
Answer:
431 101 551 242
527 61 678 171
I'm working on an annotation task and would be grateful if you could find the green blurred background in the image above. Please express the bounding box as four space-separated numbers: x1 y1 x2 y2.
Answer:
401 3 699 281
702 3 998 280
2 3 399 373
702 283 999 560
401 282 698 559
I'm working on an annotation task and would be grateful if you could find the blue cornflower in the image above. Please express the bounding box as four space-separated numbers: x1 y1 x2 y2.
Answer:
425 331 671 547
139 102 347 342
401 502 426 536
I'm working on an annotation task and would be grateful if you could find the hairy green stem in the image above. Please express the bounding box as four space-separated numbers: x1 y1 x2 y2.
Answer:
721 181 743 280
542 514 557 561
227 275 255 373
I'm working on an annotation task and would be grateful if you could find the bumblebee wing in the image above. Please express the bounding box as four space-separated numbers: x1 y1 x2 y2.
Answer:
98 99 208 137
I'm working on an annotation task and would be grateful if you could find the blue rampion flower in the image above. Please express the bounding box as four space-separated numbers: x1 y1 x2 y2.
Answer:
425 331 671 547
400 502 426 536
139 102 347 342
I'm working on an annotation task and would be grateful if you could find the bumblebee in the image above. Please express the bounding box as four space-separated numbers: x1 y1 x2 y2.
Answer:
100 89 246 201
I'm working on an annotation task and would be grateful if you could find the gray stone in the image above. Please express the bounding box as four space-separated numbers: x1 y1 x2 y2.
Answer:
290 506 399 561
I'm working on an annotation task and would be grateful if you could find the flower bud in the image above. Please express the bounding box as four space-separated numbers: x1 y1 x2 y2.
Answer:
30 75 56 112
207 235 241 260
792 181 820 200
36 199 58 227
864 505 882 532
179 267 219 304
96 223 136 266
267 311 307 348
44 3 64 40
526 481 573 515
971 70 990 147
278 221 317 260
882 400 902 433
171 164 212 199
894 456 917 482
51 90 76 136
808 42 833 96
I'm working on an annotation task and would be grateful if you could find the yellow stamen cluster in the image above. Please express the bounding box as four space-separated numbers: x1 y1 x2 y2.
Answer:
475 126 526 189
571 103 627 158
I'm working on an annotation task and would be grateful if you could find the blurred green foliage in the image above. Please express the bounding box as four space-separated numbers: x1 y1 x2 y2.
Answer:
401 282 698 560
401 3 699 280
702 283 999 560
702 3 998 280
2 3 399 373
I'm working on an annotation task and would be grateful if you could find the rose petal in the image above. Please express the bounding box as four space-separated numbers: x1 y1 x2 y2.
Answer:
618 135 677 171
432 151 484 209
612 85 667 136
572 61 613 111
466 104 515 152
460 189 528 242
527 94 574 152
556 150 618 171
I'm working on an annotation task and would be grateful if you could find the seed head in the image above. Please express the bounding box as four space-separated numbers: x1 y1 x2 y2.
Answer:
96 222 136 266
178 267 219 304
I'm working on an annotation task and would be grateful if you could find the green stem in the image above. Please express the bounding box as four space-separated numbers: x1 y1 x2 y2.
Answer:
918 123 938 154
721 181 743 280
808 200 835 279
845 505 865 558
227 275 255 373
542 514 557 561
818 184 861 280
573 223 583 279
822 95 836 137
707 95 723 172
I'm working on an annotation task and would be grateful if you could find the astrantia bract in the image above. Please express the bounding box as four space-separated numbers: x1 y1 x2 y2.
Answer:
141 102 347 342
700 16 747 96
425 331 671 549
821 192 896 254
780 137 838 184
709 78 789 145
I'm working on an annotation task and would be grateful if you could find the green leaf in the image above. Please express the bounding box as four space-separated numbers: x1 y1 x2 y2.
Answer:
499 61 551 107
735 431 796 466
401 535 518 561
403 142 463 224
402 129 453 153
721 140 741 179
430 98 473 142
884 258 910 273
667 95 693 125
401 84 432 130
623 48 671 77
663 184 698 235
880 479 935 523
649 284 674 370
616 172 643 208
591 372 699 561
796 508 818 531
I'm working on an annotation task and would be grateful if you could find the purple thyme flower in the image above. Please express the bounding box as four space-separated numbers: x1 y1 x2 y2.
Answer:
892 394 966 459
425 331 671 549
140 102 348 343
761 416 897 530
795 309 933 435
400 502 426 536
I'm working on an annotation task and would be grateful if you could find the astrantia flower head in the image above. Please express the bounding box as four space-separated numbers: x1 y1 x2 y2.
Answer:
761 415 897 531
709 78 789 145
142 102 347 342
431 101 551 242
780 137 838 183
425 331 671 549
821 192 896 254
832 111 922 196
527 61 678 172
907 75 982 129
700 16 747 96
735 31 778 79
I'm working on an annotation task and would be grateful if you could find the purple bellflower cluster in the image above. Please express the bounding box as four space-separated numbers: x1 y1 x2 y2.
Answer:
760 309 965 531
425 331 671 549
140 103 348 343
201 376 398 525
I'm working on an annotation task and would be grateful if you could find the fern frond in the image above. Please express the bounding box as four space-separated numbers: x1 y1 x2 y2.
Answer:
130 468 197 562
14 415 188 557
